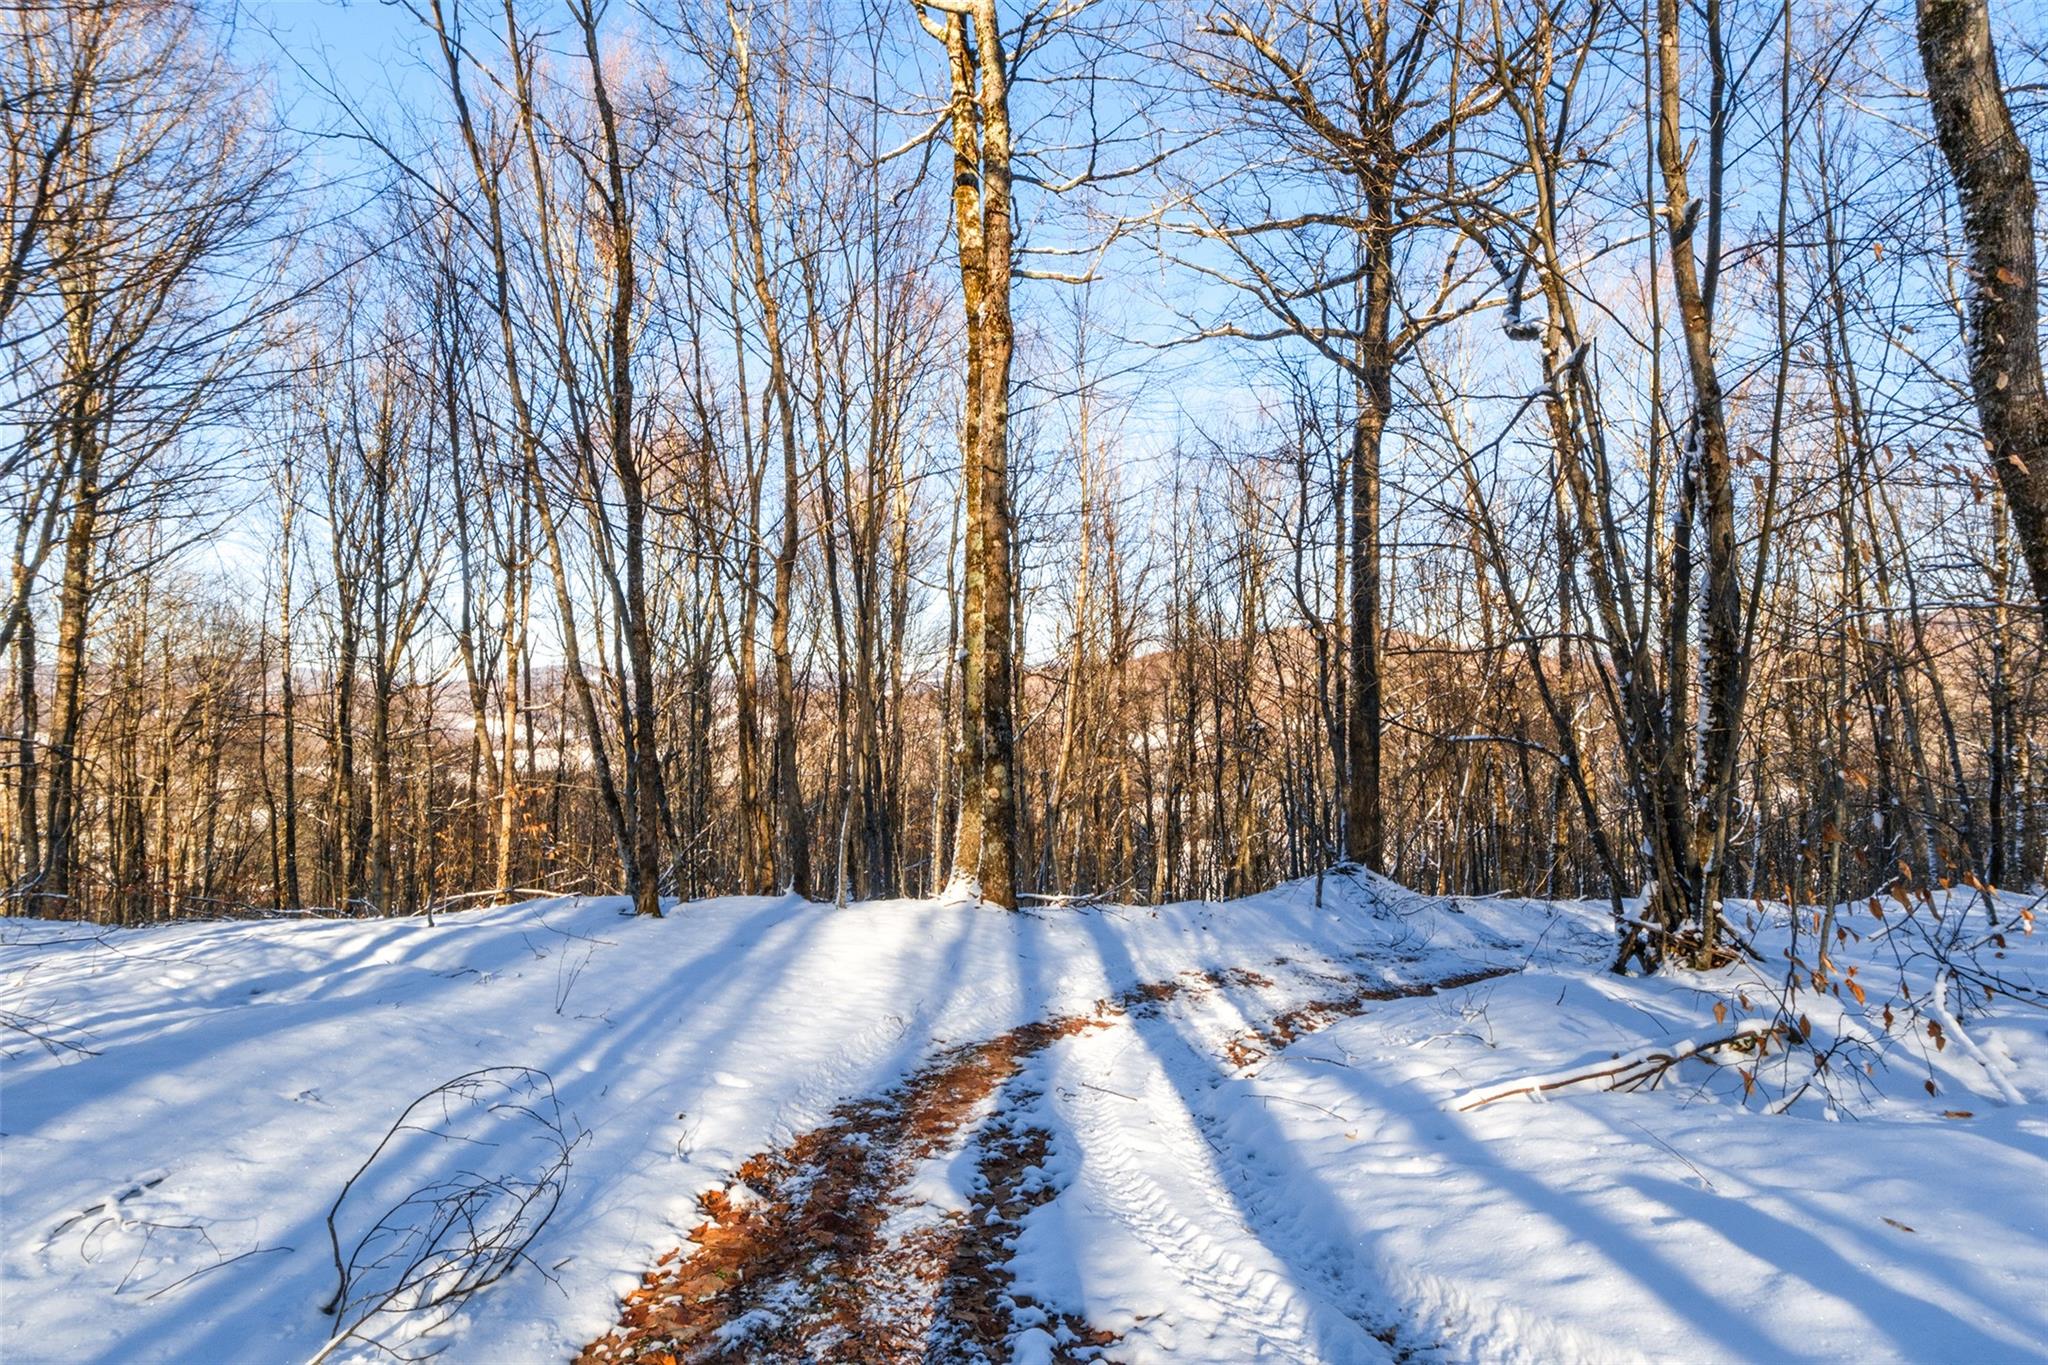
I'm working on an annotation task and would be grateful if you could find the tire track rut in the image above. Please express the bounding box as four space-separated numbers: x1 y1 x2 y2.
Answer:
577 961 1510 1363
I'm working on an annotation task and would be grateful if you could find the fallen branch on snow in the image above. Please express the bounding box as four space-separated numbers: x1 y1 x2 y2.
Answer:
1451 1020 1775 1111
1929 972 2027 1105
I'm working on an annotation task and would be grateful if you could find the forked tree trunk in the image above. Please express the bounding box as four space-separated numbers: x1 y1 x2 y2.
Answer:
1655 0 1741 964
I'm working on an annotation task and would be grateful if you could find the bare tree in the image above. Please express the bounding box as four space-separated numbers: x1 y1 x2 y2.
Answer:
915 0 1022 908
1173 0 1513 872
1916 0 2048 621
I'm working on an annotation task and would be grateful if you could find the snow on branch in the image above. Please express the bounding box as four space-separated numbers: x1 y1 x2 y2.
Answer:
1451 1020 1775 1112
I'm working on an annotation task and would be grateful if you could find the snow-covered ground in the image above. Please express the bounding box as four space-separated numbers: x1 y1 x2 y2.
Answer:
3 875 2044 1363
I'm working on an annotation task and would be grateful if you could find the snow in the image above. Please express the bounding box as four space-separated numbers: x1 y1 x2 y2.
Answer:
4 875 2045 1363
1049 963 2043 1363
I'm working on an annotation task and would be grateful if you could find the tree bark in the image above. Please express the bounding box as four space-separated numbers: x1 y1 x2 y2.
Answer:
1655 0 1740 963
969 0 1020 911
938 9 988 895
575 0 665 918
1917 0 2048 621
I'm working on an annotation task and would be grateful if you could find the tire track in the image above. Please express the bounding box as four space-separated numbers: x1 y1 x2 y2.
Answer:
576 961 1508 1363
576 978 1195 1363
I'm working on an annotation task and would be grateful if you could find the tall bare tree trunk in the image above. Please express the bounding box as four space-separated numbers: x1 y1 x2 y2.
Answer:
1654 0 1741 963
493 497 529 898
41 472 92 913
1917 0 2048 621
41 331 100 913
275 468 301 909
1347 218 1390 873
730 8 809 899
968 0 1020 910
575 0 665 918
11 534 41 895
934 8 988 896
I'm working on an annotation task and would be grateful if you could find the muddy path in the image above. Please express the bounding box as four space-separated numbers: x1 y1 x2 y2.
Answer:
576 961 1511 1364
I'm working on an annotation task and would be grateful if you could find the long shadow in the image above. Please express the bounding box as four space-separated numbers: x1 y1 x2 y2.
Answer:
4 897 640 1129
55 893 742 1050
579 901 1095 1362
1240 1031 2004 1361
535 896 1038 1360
917 900 1068 1361
449 896 829 1239
547 890 982 1206
1622 1169 2037 1359
917 900 1097 1358
1070 903 1823 1363
1067 903 1394 1362
5 911 446 1050
45 895 820 1365
1573 1078 2048 1356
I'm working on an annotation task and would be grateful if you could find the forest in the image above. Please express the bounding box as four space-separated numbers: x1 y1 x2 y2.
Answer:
3 1 2047 1362
2 0 2042 951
